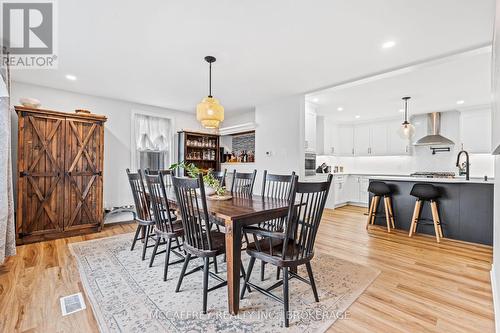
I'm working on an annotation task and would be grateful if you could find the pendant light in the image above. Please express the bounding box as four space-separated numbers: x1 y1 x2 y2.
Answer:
398 96 415 139
196 56 224 129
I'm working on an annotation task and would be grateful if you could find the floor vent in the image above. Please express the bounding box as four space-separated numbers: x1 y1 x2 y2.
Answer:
60 292 86 316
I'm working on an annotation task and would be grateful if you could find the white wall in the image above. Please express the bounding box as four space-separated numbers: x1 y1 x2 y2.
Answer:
222 110 255 127
254 95 305 193
10 82 203 208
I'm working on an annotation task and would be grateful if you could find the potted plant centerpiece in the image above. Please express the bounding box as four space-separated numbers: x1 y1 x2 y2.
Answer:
169 161 226 197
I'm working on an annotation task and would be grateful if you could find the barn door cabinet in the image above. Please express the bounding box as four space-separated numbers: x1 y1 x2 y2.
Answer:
15 106 107 244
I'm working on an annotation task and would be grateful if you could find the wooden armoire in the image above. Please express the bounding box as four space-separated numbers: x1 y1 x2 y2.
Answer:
15 106 107 244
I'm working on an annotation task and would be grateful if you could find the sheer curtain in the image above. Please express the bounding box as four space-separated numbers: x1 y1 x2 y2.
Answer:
0 55 15 264
134 114 172 170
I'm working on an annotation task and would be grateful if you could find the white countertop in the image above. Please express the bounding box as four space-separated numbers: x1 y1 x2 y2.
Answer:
302 173 494 184
369 175 494 184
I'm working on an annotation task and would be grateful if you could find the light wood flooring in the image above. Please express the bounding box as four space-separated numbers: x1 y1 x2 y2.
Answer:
0 205 494 332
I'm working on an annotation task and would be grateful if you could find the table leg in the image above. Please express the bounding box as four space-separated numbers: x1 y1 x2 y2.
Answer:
225 218 241 315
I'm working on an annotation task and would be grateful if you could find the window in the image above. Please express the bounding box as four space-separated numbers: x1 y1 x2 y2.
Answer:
133 113 172 171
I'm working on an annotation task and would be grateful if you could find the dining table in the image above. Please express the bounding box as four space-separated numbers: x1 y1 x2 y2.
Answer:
160 185 291 315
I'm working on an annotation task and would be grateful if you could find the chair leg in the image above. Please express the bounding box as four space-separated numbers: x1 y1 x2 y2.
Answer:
276 267 281 280
240 256 256 300
149 236 160 267
430 201 441 243
409 200 421 237
283 267 290 328
213 257 219 274
387 196 396 228
305 262 319 302
366 196 375 230
141 225 150 261
176 253 191 292
202 257 210 314
163 238 172 281
383 197 391 233
260 261 266 281
370 196 380 225
131 224 142 251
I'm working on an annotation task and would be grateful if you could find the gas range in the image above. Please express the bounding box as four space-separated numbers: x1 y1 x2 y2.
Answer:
409 172 456 179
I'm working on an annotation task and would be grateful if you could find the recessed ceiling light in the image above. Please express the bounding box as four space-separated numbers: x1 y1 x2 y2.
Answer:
312 98 319 103
65 74 77 81
456 100 465 105
337 107 343 111
355 115 361 119
382 40 396 49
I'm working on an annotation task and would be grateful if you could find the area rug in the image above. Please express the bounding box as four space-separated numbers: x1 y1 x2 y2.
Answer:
69 233 379 333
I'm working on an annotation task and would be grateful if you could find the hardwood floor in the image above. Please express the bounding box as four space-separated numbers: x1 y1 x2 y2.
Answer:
0 206 494 332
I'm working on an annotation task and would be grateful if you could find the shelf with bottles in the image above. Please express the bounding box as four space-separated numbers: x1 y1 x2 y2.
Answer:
221 150 255 163
185 137 217 149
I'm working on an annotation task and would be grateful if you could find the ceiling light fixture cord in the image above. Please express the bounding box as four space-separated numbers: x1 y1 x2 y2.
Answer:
208 61 212 98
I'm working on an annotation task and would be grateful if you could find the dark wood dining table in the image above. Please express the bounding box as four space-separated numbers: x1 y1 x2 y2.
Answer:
161 186 290 315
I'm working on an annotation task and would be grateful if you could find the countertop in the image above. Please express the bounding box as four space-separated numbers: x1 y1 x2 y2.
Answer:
369 175 494 184
303 173 494 184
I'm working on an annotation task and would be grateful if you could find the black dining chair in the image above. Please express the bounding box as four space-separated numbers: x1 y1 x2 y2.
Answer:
230 169 257 195
144 171 185 281
257 170 296 281
241 174 333 327
172 174 229 314
210 169 227 187
126 169 156 260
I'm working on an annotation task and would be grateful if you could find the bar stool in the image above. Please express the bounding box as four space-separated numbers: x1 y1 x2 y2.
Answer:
408 183 443 243
366 181 395 232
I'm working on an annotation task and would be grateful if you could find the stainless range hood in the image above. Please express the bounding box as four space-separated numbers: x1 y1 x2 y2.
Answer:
413 112 455 146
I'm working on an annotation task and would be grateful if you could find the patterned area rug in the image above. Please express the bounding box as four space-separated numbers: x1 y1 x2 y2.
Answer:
69 233 379 333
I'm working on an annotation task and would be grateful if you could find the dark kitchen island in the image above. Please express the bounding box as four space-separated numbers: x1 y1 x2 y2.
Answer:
368 176 494 245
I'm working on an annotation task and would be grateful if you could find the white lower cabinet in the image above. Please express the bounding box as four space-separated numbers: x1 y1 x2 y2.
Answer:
332 175 370 207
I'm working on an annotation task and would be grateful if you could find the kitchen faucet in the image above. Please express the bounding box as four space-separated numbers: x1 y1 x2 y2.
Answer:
455 147 470 181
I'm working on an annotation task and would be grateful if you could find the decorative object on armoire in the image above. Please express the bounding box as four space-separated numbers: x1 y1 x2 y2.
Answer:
19 97 41 109
75 109 91 114
15 106 107 244
0 48 16 264
398 96 415 139
196 56 224 129
177 130 220 174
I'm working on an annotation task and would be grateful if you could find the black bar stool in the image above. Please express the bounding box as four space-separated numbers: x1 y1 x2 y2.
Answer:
408 183 443 243
366 181 395 232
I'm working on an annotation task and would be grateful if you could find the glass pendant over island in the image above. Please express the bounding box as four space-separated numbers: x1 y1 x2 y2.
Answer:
398 96 415 139
196 56 224 129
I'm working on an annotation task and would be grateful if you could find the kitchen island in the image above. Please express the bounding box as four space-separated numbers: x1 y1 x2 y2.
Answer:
369 176 494 245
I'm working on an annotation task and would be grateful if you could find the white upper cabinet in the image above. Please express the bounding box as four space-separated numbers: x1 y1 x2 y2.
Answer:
387 119 410 155
370 122 389 155
459 109 491 153
323 116 339 155
305 103 317 151
338 125 354 155
354 124 371 156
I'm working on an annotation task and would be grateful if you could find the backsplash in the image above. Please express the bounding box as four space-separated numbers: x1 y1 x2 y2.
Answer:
232 132 255 152
317 153 494 177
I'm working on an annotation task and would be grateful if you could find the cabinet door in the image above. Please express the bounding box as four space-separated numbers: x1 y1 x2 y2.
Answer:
18 113 65 238
387 119 410 155
338 126 354 155
354 124 371 156
323 117 339 155
65 118 104 230
460 109 491 153
305 110 317 151
370 123 388 155
359 177 370 204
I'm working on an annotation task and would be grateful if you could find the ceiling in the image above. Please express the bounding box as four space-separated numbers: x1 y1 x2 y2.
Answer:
308 50 492 122
11 0 495 114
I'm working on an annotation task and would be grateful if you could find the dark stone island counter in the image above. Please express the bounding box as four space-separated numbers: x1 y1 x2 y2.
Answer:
368 176 494 245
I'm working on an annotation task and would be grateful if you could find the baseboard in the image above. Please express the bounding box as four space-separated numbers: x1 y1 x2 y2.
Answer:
491 264 500 333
